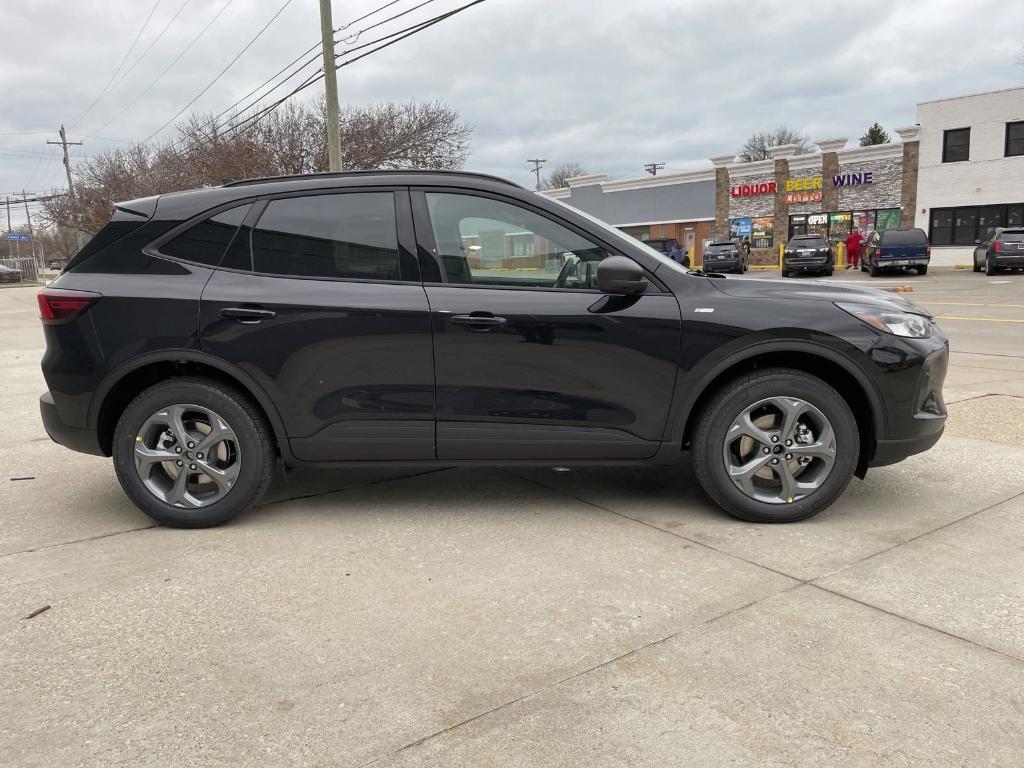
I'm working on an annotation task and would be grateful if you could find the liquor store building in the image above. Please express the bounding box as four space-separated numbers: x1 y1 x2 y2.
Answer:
711 130 920 262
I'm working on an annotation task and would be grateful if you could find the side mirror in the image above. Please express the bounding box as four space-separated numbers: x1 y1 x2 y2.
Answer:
597 255 647 295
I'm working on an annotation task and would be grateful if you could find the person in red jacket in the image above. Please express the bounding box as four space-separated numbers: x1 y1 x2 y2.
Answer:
845 229 863 269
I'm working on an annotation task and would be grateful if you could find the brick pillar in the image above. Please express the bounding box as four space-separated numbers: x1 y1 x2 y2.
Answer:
896 126 920 228
710 155 735 240
773 157 789 253
820 151 839 212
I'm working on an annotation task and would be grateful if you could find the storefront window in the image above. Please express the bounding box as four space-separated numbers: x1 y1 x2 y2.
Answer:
750 217 773 249
875 209 900 232
978 206 1004 243
852 211 876 236
1009 206 1024 228
930 209 954 245
828 213 852 245
807 213 829 238
789 215 807 239
954 208 978 245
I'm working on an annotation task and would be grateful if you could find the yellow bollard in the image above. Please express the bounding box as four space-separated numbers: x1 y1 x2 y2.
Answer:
836 241 845 268
689 245 697 268
778 243 784 270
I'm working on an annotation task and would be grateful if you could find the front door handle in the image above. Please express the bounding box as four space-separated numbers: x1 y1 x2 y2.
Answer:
450 313 507 330
221 307 276 323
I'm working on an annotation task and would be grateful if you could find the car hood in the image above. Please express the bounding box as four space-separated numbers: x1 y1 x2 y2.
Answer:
708 275 930 315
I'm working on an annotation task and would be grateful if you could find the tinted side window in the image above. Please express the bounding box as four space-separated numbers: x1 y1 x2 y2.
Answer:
252 193 399 280
161 204 251 266
424 192 610 289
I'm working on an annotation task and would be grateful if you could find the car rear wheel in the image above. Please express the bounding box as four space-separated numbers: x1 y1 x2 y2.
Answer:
691 368 859 523
869 261 880 277
113 377 274 528
917 265 928 276
973 259 982 273
985 257 997 276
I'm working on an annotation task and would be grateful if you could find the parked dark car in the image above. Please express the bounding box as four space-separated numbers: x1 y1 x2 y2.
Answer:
862 227 930 276
973 228 1024 275
702 240 747 273
39 171 948 528
47 259 65 270
0 264 23 283
782 234 834 278
644 237 689 266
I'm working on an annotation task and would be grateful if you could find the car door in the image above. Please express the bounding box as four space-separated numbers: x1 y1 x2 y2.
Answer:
411 189 681 461
198 188 435 462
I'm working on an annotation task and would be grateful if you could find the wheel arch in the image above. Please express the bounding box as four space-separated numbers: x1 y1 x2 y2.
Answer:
91 350 289 459
672 341 884 476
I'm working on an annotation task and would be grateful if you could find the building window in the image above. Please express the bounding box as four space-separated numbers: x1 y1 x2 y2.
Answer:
1006 122 1024 157
931 204 1024 245
942 128 970 163
930 210 953 246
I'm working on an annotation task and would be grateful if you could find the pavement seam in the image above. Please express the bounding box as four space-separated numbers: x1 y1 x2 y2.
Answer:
810 487 1024 584
809 583 1024 665
0 524 157 559
356 580 806 767
0 468 455 559
504 468 803 583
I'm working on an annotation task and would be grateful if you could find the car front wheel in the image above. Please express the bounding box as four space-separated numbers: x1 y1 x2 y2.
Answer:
691 369 859 523
113 377 275 528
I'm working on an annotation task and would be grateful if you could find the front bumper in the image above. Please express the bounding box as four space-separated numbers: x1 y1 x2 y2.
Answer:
866 341 948 467
40 391 105 456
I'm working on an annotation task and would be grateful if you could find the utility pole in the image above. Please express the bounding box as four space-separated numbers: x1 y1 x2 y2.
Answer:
319 0 342 172
4 197 10 261
22 190 39 269
643 162 665 176
527 159 546 190
47 125 83 201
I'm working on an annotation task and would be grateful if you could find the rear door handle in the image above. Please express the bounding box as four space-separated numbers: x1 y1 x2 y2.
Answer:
450 313 507 330
221 307 276 323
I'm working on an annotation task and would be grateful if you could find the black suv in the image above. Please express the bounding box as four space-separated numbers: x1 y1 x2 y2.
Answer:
39 171 948 528
702 240 746 273
782 234 833 277
973 228 1024 274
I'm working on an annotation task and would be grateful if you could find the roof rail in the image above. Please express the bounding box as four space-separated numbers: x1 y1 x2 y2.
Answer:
223 169 522 188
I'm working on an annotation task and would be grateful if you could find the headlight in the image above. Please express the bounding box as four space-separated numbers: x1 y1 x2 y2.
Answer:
835 302 933 338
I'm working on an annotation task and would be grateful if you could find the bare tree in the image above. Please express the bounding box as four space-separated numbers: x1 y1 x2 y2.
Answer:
542 162 587 190
42 99 472 236
737 127 812 162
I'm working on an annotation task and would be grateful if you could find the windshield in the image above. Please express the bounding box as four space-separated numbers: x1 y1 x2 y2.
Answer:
546 196 689 272
999 230 1024 242
706 243 736 252
881 228 928 245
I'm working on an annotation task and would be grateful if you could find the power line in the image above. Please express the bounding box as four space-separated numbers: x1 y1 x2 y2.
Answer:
337 0 437 44
107 0 192 95
83 0 239 140
141 0 296 143
69 0 163 129
220 0 489 142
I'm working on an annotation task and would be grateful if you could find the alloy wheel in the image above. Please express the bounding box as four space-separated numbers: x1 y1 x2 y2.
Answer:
722 396 837 505
133 404 241 508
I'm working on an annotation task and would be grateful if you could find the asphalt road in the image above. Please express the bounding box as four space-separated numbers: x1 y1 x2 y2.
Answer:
2 267 1023 767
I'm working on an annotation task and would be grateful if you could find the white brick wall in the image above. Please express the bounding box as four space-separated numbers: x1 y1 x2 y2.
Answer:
914 87 1024 248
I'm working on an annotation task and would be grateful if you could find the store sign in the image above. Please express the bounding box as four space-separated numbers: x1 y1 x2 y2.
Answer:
785 172 875 192
730 181 776 197
784 191 823 204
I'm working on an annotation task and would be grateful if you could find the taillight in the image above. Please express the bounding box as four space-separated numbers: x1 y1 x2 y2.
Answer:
994 241 1002 253
926 246 931 258
37 287 100 323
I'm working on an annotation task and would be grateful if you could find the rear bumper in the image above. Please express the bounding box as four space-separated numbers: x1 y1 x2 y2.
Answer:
991 254 1024 268
40 391 105 456
705 257 741 270
784 258 830 271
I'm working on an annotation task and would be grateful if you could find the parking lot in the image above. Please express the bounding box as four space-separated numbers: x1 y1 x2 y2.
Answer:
2 266 1023 767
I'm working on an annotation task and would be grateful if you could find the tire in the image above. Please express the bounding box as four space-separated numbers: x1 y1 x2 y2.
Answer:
973 260 982 273
985 258 997 276
917 265 928 276
869 261 880 277
824 266 834 277
691 368 859 523
781 268 790 278
113 377 275 528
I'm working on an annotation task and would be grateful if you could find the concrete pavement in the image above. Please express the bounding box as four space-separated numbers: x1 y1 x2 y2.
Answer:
2 268 1023 767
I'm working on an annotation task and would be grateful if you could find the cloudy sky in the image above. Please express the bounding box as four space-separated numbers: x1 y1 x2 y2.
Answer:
1 0 1022 227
